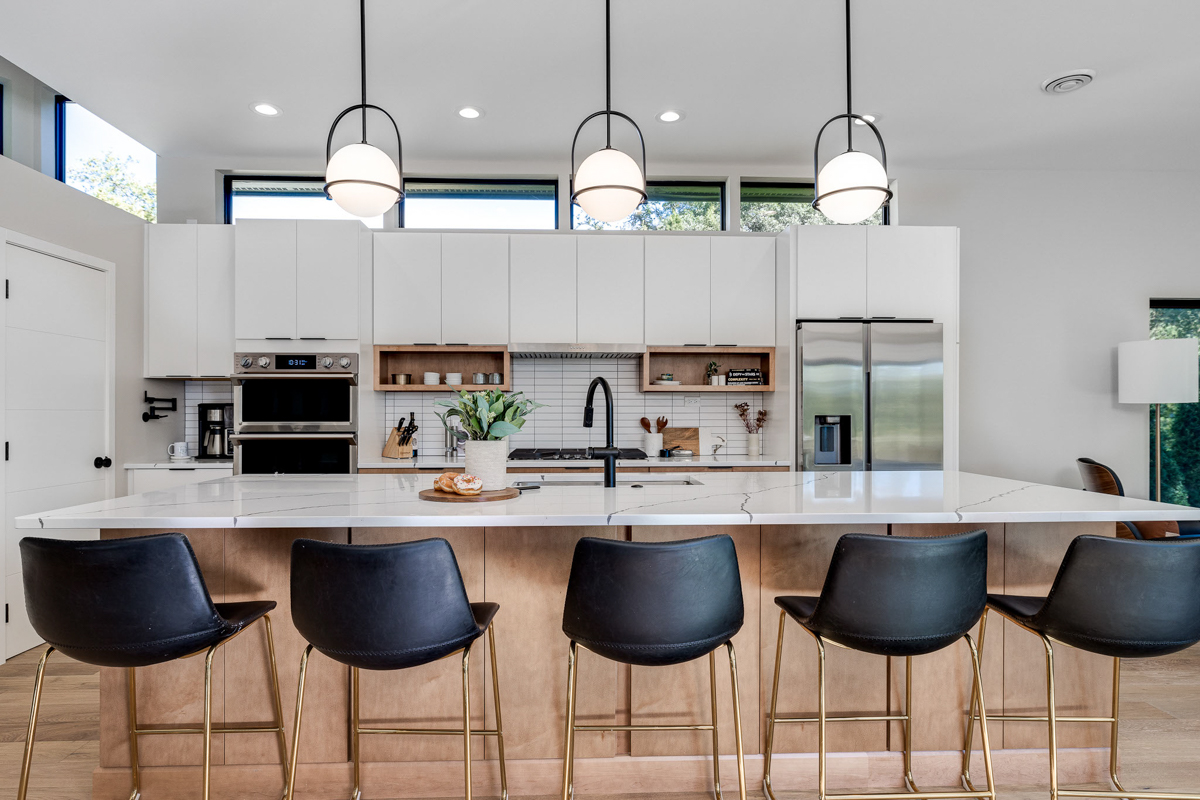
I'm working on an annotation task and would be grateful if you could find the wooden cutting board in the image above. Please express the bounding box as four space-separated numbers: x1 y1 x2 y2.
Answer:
419 487 520 502
661 427 700 455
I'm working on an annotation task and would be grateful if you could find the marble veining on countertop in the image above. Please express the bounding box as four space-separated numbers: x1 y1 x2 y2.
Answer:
18 471 1200 530
124 460 234 470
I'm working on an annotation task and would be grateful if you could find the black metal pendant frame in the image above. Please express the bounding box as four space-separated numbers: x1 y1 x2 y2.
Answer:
323 0 404 204
569 0 648 210
811 0 892 216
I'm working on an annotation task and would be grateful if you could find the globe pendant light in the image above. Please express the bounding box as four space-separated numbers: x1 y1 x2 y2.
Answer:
570 0 647 223
812 0 893 225
324 0 403 218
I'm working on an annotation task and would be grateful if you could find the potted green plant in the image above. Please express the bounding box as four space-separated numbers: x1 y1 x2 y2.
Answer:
434 390 544 490
705 360 722 386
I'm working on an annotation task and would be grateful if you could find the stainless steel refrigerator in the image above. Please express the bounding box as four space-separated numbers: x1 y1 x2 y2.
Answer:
797 321 943 471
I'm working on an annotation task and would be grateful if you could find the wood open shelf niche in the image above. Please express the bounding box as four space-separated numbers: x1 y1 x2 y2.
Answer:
374 345 511 392
642 346 775 392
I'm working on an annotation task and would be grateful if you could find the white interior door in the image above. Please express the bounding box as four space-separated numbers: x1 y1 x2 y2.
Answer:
3 239 111 659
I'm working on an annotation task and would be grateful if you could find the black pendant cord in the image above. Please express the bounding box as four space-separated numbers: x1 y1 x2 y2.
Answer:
605 0 612 147
359 0 368 143
845 0 853 152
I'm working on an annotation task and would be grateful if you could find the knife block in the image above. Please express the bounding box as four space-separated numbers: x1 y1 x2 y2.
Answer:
382 427 415 460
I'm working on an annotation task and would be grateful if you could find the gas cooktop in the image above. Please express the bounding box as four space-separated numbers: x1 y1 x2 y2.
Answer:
508 448 648 461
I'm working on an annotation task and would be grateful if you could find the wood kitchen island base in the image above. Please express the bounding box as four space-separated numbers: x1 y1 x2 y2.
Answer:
90 521 1117 800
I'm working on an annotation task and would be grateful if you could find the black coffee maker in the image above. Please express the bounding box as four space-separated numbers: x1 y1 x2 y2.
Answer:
198 403 234 460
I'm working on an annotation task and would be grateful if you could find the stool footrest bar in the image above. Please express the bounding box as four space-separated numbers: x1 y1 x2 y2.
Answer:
575 724 715 732
357 727 500 736
773 715 909 724
134 725 284 736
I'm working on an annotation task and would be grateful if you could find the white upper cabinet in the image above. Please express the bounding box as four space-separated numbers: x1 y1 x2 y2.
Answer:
146 224 198 377
195 226 234 376
235 219 362 341
644 236 711 345
510 234 577 343
145 224 234 378
710 237 776 346
374 232 441 344
297 220 360 340
440 233 509 344
795 225 867 319
235 219 297 339
577 235 644 344
865 226 958 321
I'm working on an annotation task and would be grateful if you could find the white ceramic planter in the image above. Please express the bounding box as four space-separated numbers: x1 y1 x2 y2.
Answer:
746 432 762 459
465 439 508 491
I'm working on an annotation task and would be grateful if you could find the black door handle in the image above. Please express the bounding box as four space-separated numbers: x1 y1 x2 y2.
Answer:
94 457 112 469
103 457 112 468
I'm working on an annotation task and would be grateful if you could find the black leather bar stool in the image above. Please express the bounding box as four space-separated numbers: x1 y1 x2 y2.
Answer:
962 535 1200 800
560 535 747 800
286 538 507 800
764 530 995 800
17 533 288 800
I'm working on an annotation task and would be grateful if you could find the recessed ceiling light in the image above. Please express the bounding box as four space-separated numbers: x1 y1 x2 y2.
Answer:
251 102 282 117
853 114 879 126
1042 70 1095 94
657 110 685 123
458 106 484 119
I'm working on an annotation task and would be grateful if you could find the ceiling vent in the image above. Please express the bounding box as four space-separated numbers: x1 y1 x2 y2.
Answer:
1041 70 1095 95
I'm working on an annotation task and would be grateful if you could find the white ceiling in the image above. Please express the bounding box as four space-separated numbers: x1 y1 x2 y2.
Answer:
3 0 1199 172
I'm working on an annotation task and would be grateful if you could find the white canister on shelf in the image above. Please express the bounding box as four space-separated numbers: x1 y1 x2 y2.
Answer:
464 439 508 491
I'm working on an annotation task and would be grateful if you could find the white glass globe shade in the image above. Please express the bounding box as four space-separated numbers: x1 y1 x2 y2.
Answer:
574 147 645 222
815 150 889 224
325 142 401 218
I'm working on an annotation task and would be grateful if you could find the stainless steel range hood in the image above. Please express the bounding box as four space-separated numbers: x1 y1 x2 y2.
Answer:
508 343 646 359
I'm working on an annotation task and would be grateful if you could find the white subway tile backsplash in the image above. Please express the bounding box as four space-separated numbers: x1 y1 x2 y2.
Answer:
373 357 767 457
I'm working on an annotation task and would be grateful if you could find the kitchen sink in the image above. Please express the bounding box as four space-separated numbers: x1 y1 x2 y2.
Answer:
513 476 703 488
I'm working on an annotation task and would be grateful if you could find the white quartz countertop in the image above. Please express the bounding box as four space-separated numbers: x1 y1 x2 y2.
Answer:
124 460 234 470
358 455 791 470
17 471 1200 530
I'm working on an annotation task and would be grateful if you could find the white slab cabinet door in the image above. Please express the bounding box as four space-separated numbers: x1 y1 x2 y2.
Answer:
374 233 442 343
865 226 958 321
577 235 644 344
440 233 509 344
145 224 198 377
510 234 576 343
235 219 297 339
795 225 867 319
710 237 776 346
297 220 360 340
196 226 234 376
644 236 710 345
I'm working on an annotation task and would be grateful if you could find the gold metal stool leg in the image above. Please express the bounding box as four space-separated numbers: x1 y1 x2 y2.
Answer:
127 665 142 800
964 634 997 800
726 641 748 800
763 610 786 800
488 625 509 800
16 645 55 800
262 614 291 799
202 643 219 800
816 634 829 800
285 644 314 800
710 649 723 800
1044 635 1059 800
561 641 579 800
463 645 473 800
961 609 991 792
903 654 922 794
351 665 362 800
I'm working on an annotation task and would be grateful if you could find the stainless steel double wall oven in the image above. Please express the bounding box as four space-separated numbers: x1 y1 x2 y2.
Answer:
232 352 358 474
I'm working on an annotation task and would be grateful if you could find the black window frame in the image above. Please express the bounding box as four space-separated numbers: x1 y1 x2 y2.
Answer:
223 173 330 224
399 177 559 230
53 94 69 181
0 82 5 157
739 179 891 227
1151 298 1200 310
568 179 727 231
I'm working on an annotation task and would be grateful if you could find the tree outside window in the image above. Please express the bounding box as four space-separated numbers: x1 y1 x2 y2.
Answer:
573 182 723 231
740 182 884 232
62 102 157 222
1149 302 1200 507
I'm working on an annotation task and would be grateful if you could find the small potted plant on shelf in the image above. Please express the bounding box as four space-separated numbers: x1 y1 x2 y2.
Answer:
734 402 768 458
706 360 722 386
435 390 544 491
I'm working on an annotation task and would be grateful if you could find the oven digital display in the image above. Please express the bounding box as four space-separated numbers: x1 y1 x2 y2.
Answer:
277 355 317 370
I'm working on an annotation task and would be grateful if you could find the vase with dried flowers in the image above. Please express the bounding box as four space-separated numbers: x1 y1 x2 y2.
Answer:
734 402 768 458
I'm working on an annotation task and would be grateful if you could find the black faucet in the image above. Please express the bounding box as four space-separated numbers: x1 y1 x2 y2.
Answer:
584 376 619 488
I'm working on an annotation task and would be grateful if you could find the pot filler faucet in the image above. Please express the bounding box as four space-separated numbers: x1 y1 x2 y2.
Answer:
584 376 619 487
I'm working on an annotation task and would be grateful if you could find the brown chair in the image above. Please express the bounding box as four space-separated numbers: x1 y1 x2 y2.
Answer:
1076 458 1179 539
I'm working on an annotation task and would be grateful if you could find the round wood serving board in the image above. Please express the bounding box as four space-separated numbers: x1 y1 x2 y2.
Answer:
419 487 520 503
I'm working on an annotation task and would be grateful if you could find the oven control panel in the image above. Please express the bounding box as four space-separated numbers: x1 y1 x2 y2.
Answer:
234 352 358 374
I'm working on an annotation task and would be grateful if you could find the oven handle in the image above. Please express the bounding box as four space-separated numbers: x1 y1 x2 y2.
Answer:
233 374 358 385
229 433 359 444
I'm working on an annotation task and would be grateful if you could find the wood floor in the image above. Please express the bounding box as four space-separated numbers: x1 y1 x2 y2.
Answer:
2 644 1198 800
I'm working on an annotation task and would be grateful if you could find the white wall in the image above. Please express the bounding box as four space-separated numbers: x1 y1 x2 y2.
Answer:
0 156 179 474
897 168 1200 498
